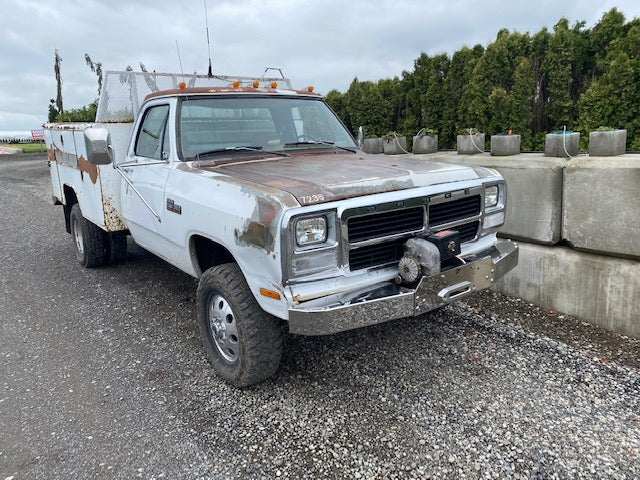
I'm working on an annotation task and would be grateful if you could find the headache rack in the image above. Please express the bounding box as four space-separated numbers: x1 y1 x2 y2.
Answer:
96 70 293 123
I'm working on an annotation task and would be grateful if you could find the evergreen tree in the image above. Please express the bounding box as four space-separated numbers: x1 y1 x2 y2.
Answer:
578 25 640 149
325 90 349 131
440 45 484 148
509 57 535 149
322 8 640 150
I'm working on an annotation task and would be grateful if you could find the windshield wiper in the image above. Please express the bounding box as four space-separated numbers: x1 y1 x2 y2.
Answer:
194 146 289 160
283 140 357 154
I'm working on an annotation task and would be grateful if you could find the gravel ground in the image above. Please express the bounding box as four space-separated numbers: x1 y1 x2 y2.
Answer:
1 155 639 479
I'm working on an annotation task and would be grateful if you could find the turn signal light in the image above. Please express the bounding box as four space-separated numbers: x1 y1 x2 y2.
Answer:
260 288 281 300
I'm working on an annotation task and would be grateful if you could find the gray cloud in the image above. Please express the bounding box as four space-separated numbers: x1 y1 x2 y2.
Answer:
2 0 639 131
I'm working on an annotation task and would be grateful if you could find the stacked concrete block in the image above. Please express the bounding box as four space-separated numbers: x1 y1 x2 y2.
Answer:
589 129 626 156
495 243 640 338
412 134 438 154
362 138 383 154
545 132 579 157
457 133 485 154
423 153 565 245
490 135 521 156
383 136 407 155
563 156 640 259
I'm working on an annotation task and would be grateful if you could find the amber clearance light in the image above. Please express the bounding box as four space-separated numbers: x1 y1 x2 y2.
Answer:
259 288 281 300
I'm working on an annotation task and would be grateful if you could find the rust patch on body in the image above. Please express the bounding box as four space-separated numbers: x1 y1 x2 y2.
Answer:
239 222 270 249
236 197 278 253
77 155 99 184
102 195 127 231
46 144 56 163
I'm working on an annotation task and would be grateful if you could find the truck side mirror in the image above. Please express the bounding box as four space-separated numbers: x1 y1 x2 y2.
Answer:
84 128 113 165
357 126 365 147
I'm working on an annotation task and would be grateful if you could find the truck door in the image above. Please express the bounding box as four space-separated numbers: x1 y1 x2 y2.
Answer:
120 102 175 257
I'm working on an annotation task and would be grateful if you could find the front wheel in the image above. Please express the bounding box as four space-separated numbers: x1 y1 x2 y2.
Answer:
196 263 283 387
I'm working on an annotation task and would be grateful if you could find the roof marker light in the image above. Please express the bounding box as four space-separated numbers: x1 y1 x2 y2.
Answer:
253 80 260 88
308 86 314 92
233 81 240 88
178 82 186 90
271 81 278 88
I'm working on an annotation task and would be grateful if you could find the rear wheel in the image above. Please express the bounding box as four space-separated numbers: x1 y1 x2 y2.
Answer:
197 263 283 387
69 204 106 268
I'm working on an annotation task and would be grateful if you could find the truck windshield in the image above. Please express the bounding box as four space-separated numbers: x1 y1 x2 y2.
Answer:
179 96 357 160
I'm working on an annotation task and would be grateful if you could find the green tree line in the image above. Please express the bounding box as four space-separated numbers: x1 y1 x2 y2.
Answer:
326 8 640 150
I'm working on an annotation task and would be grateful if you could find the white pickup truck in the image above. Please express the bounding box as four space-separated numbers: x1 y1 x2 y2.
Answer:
45 71 518 386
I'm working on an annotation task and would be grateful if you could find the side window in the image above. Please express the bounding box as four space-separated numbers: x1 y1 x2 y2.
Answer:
135 105 170 159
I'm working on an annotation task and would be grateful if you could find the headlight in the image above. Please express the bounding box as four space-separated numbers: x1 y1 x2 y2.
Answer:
484 185 499 208
295 216 327 246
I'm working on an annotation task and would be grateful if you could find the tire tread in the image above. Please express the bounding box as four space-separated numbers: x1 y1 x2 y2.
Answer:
196 263 283 387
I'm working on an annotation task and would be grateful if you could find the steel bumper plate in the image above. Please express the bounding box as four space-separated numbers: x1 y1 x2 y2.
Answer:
288 239 518 336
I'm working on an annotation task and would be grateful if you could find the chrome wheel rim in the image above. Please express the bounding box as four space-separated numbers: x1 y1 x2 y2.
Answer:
207 294 239 363
72 216 84 255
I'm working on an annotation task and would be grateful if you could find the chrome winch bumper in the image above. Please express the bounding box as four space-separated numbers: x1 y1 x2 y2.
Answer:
288 239 518 335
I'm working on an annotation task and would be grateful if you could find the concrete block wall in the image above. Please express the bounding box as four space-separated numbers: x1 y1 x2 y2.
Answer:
420 153 565 245
563 156 640 259
495 243 640 338
408 151 640 338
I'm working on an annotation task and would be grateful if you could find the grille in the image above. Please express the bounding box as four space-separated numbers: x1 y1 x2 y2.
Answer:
428 195 481 226
347 206 424 243
349 239 406 271
453 220 480 243
347 194 482 271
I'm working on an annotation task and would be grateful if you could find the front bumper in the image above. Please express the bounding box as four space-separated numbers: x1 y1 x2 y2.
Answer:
288 239 518 335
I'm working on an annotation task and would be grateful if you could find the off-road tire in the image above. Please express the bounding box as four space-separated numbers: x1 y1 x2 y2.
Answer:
104 231 127 264
197 263 283 387
69 204 106 268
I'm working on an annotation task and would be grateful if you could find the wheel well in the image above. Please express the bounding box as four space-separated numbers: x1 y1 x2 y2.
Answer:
191 235 234 276
63 185 78 234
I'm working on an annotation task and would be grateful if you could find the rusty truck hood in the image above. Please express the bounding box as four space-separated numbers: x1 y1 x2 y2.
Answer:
198 151 495 205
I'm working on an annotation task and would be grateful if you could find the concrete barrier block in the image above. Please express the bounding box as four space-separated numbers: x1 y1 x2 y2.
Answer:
563 156 640 258
545 132 579 157
383 136 407 155
491 135 521 156
495 242 640 338
457 133 485 154
423 153 565 245
412 134 438 154
589 130 626 156
362 138 383 154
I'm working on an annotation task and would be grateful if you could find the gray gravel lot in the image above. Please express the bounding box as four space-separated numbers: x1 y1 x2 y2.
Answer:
1 155 639 479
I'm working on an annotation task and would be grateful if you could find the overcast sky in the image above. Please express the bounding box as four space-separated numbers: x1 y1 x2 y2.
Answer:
2 0 640 132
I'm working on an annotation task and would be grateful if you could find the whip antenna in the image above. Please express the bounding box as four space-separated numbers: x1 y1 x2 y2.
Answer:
175 40 185 78
204 0 213 77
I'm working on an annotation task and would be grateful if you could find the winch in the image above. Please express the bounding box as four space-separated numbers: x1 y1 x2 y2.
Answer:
398 230 461 284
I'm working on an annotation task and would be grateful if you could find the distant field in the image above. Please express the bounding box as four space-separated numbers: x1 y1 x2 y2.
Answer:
0 143 45 153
